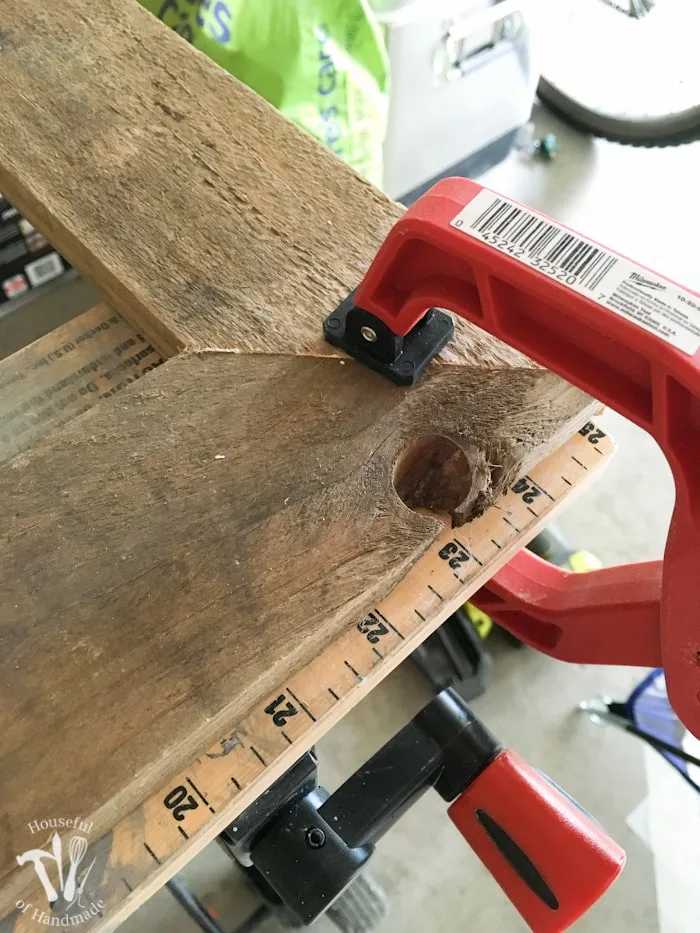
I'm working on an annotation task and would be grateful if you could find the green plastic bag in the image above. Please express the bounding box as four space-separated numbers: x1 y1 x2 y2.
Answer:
140 0 389 185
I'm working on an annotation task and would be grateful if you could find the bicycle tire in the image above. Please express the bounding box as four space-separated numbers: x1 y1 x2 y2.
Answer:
538 75 700 147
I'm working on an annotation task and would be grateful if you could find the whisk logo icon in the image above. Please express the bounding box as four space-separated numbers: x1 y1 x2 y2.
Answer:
15 818 105 926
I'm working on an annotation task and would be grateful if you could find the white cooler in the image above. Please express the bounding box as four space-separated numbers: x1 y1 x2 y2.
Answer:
372 0 539 201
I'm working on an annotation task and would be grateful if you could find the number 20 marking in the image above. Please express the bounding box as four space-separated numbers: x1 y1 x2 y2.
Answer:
163 785 199 822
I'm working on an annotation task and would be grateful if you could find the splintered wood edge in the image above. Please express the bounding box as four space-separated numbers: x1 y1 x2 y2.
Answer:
0 302 599 541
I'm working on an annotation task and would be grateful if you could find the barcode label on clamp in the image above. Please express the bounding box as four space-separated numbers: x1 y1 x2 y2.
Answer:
451 189 700 355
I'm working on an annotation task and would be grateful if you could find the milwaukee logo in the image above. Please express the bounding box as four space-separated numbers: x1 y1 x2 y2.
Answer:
629 272 666 291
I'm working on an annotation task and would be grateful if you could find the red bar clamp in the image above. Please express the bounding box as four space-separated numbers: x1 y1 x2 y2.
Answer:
324 177 700 738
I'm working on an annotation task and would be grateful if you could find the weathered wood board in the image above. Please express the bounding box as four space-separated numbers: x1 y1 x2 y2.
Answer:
0 306 608 928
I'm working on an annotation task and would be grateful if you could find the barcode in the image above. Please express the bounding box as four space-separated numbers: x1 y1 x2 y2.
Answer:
451 187 700 356
25 252 64 287
466 197 618 292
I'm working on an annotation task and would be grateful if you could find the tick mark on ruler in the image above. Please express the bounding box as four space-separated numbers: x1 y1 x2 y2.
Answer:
571 455 588 470
561 476 572 486
328 687 340 701
428 584 444 601
286 687 316 722
372 646 383 660
455 538 483 566
178 826 189 840
122 877 133 893
344 660 361 680
186 777 215 813
375 608 404 639
281 730 293 745
453 572 464 583
491 538 502 550
594 446 603 455
527 506 538 517
525 475 554 501
250 746 266 766
502 516 519 532
414 609 426 622
231 776 242 791
143 843 161 865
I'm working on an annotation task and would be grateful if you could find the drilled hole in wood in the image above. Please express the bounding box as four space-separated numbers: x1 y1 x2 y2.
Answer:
393 435 472 524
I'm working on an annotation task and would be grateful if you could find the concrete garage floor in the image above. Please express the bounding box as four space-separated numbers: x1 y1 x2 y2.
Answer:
4 105 698 932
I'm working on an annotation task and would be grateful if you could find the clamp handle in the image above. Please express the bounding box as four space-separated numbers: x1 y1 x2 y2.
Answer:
448 749 625 933
354 177 700 737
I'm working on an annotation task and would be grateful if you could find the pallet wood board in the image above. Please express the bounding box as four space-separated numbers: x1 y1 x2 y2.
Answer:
0 0 598 909
0 310 613 930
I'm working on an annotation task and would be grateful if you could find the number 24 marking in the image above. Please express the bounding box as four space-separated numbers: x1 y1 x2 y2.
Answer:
511 478 542 504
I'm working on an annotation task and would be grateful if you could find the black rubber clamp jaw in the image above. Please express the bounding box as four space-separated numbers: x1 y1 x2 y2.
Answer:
323 290 454 386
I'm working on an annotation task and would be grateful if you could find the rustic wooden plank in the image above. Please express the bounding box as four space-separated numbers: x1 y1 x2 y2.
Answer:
0 0 597 907
0 0 537 366
0 0 595 509
0 304 596 919
1 422 613 933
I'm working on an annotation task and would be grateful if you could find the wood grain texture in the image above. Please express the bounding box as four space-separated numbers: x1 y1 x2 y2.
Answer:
0 342 589 894
0 0 531 367
0 0 598 899
0 352 432 878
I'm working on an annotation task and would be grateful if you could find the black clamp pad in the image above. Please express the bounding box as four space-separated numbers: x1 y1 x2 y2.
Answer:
323 290 454 386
